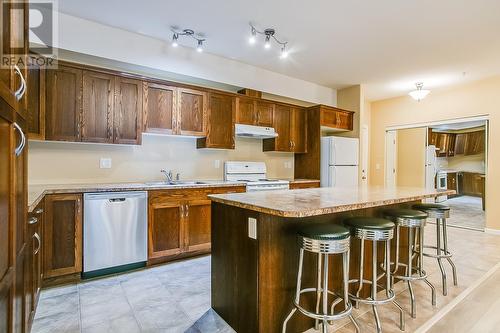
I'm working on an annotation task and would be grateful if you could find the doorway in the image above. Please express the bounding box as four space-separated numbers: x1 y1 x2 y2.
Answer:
385 117 488 231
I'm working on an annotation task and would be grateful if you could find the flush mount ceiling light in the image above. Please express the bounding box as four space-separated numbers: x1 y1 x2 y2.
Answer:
409 82 430 101
248 24 289 59
170 28 205 52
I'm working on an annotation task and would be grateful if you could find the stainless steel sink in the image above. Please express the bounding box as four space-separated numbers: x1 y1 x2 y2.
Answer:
144 181 208 186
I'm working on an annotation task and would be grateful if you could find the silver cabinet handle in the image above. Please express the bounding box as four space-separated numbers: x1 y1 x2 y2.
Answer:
33 232 41 255
28 217 38 225
13 122 26 156
180 204 185 217
13 65 26 101
185 204 189 218
35 208 44 214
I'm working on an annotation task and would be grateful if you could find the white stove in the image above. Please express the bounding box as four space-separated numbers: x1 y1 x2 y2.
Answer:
224 161 289 192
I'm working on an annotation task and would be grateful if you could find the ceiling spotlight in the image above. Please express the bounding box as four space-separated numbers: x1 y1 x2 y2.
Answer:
264 35 271 49
280 46 288 59
249 27 256 44
170 28 206 52
171 33 179 47
248 24 289 58
409 82 430 101
196 40 204 52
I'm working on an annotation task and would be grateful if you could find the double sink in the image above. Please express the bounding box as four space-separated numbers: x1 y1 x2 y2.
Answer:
143 180 210 186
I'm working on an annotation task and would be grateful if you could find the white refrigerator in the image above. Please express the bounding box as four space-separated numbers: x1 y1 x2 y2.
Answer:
321 136 359 187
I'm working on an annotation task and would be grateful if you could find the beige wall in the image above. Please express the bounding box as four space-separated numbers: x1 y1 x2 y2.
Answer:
396 128 426 187
337 85 361 138
28 135 294 184
369 75 499 230
444 153 485 173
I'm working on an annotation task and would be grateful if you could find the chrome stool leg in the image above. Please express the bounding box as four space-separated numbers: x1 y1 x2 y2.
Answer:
436 218 448 295
442 218 458 287
282 248 304 333
315 253 322 330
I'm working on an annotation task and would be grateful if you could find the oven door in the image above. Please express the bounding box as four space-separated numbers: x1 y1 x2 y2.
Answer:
436 173 448 202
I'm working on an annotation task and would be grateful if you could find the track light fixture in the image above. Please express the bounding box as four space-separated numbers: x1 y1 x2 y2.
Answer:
248 24 289 59
170 28 205 52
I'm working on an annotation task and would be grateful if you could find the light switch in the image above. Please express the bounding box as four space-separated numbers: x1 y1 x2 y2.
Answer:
248 218 257 239
100 158 112 169
376 163 381 170
214 160 220 169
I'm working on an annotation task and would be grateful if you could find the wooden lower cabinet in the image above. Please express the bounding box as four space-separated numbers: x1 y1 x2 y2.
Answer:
148 186 245 263
459 172 485 197
289 180 320 190
43 194 83 279
25 202 43 329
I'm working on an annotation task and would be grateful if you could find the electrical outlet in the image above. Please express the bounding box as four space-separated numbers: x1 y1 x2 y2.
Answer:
100 158 112 169
248 218 257 239
214 160 220 169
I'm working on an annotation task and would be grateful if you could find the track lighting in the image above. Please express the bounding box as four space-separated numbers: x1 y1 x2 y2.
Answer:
196 40 203 53
171 33 179 47
248 27 257 44
170 28 206 52
248 24 289 59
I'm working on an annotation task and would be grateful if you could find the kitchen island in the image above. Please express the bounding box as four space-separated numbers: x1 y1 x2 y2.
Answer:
209 186 454 333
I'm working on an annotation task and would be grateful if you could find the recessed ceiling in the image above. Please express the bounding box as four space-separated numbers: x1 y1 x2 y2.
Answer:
57 0 500 101
431 120 486 131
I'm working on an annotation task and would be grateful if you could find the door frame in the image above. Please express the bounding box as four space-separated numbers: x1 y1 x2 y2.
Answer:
385 130 397 188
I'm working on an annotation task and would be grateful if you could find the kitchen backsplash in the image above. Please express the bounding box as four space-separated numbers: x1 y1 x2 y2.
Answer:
28 135 294 184
437 153 486 173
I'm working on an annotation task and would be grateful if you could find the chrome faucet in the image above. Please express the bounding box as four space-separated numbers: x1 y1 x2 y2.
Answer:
160 169 173 182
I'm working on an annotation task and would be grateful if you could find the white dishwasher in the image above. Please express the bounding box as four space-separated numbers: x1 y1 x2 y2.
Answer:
83 191 148 278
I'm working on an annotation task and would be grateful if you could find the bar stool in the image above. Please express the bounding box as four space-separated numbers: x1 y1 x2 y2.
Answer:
344 217 405 333
412 203 457 296
282 224 360 333
384 209 436 319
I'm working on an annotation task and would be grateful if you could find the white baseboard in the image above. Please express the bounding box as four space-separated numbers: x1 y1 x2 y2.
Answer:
485 228 500 235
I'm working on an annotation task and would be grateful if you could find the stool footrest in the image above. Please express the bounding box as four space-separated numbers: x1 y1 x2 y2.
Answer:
419 246 454 259
393 268 429 281
293 289 353 321
348 289 396 305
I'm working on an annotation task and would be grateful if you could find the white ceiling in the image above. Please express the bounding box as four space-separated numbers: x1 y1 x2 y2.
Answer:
57 0 500 101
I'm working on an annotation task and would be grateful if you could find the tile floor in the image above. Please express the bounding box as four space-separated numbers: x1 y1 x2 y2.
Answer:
442 196 485 230
33 225 500 333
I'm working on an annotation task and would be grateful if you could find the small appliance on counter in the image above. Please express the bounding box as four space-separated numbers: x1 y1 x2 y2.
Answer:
224 161 289 191
83 191 148 278
320 136 359 187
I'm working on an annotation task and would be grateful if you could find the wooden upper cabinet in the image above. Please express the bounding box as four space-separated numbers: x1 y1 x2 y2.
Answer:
454 133 465 155
197 93 235 149
45 66 82 142
27 63 45 140
114 77 143 144
290 107 307 153
255 101 274 127
320 106 354 131
264 104 291 152
177 88 207 136
43 194 82 278
143 82 177 135
81 71 114 143
236 97 256 125
464 130 485 156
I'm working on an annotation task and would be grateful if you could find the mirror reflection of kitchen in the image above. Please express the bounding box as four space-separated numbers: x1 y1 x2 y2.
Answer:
386 119 487 230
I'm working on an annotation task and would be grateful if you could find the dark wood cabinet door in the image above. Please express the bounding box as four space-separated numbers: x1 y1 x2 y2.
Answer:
143 82 176 134
236 97 256 125
27 64 45 140
290 107 307 153
454 133 465 154
447 133 456 156
43 194 82 278
255 101 274 127
45 66 82 141
114 77 143 144
185 199 211 252
177 88 207 136
26 203 42 326
464 131 485 155
198 93 235 149
271 104 291 152
148 201 184 259
81 71 114 143
0 0 29 114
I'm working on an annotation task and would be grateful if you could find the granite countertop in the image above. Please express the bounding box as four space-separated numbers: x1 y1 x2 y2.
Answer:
209 186 456 218
28 180 246 213
439 169 485 175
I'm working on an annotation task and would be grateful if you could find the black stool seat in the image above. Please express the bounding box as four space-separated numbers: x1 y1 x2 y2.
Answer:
385 208 427 220
412 203 450 211
298 224 350 241
344 217 395 231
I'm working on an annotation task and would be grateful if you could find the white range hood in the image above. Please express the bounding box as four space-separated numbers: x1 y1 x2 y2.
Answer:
235 124 278 139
